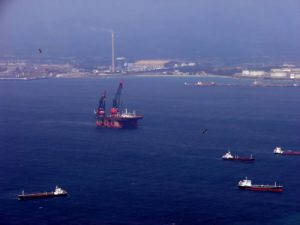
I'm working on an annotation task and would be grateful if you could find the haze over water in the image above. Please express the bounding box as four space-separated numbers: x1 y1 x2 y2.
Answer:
1 0 300 224
0 77 300 224
1 0 300 60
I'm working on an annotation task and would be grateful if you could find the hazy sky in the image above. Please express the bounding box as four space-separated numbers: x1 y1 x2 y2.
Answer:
1 0 300 61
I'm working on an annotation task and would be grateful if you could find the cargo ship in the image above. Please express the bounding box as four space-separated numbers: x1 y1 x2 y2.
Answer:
95 81 143 128
222 151 255 162
238 177 283 192
18 186 68 200
274 147 300 155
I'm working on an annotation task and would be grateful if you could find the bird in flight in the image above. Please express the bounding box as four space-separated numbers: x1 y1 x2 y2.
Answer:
202 129 208 134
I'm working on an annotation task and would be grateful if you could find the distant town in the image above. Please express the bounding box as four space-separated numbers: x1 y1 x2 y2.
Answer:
1 57 300 80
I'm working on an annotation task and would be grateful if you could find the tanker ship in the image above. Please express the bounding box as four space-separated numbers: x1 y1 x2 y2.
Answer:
238 178 283 193
95 81 143 128
222 151 255 162
274 147 300 155
18 186 68 200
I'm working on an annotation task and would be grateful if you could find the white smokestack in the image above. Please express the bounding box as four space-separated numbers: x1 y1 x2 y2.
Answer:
111 31 115 73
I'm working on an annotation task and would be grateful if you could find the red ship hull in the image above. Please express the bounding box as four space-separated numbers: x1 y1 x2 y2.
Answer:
18 192 67 200
223 157 254 162
96 116 143 128
281 151 300 155
239 186 283 192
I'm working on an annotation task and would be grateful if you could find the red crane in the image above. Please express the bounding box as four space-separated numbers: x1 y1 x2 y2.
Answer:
111 81 123 115
96 91 106 118
95 81 143 128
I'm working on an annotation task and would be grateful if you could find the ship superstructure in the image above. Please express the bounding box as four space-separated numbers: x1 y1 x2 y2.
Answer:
95 81 143 128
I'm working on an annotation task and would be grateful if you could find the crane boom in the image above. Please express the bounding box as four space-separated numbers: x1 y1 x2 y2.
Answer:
96 91 106 117
111 81 123 115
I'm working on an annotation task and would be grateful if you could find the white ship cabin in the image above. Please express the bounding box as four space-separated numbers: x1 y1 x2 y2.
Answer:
238 178 252 187
54 186 65 195
222 151 233 159
274 147 284 154
121 109 137 118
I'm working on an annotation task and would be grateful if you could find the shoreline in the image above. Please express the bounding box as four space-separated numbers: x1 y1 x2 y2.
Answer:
1 73 300 82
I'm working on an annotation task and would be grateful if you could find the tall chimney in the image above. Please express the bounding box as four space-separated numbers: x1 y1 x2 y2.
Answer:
111 31 115 73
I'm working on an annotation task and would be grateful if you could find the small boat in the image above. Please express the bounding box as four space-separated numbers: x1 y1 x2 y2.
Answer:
238 177 283 192
18 186 68 200
222 151 255 162
274 147 300 155
194 81 216 86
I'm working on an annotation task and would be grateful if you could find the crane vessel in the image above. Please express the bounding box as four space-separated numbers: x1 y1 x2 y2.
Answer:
95 81 143 128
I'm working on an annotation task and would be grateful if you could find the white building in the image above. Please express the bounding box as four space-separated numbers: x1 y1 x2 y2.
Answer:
290 73 300 79
270 72 288 78
241 70 266 77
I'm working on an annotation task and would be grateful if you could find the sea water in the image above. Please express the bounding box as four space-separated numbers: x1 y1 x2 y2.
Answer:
0 76 299 225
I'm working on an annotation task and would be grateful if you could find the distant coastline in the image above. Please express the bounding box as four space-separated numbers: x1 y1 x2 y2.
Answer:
1 58 300 81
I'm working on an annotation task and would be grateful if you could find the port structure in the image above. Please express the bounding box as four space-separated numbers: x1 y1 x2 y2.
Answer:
95 81 143 128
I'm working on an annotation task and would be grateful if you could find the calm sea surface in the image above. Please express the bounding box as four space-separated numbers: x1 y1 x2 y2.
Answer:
0 76 300 225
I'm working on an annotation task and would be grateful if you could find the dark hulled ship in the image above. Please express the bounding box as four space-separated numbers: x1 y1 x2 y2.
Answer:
238 178 283 193
222 151 255 162
274 147 300 155
18 186 68 200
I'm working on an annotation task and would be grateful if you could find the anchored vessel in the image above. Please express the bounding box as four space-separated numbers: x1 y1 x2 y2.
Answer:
184 81 300 88
184 81 216 86
222 151 255 162
95 81 143 128
238 178 283 192
274 147 300 155
17 186 68 200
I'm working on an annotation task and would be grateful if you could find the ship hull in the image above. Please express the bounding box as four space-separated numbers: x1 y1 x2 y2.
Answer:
223 157 254 162
96 116 143 128
239 186 283 192
18 192 67 200
276 151 300 155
